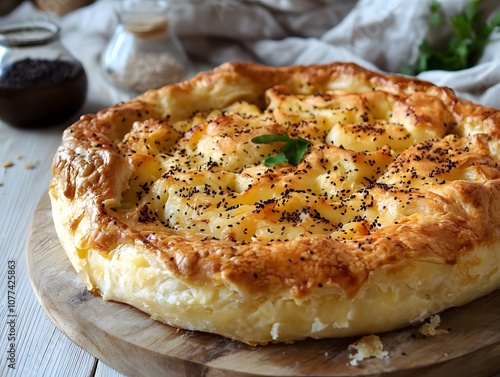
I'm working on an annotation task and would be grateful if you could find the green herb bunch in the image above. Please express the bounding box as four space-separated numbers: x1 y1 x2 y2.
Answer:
401 0 500 75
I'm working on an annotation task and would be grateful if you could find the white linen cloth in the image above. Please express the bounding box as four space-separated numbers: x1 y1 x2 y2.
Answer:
2 0 500 110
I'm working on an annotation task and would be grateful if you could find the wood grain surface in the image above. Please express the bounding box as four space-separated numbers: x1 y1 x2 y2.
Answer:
27 194 500 377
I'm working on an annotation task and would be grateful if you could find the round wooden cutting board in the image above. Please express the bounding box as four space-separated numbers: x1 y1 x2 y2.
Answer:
27 194 500 377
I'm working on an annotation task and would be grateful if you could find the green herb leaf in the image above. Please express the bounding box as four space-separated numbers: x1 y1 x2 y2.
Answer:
489 11 500 28
476 22 492 40
263 153 288 167
428 0 443 26
464 0 483 22
282 136 309 165
430 0 442 14
251 133 291 144
401 0 500 75
252 132 310 167
450 13 472 39
428 12 443 26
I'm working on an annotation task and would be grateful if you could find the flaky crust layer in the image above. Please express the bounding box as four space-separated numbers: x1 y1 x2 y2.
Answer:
50 62 500 344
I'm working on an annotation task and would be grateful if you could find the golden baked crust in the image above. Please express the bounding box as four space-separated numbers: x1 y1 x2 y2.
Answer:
50 62 500 345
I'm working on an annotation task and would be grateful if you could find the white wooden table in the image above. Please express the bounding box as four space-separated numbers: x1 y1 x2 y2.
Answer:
0 120 127 377
0 4 127 375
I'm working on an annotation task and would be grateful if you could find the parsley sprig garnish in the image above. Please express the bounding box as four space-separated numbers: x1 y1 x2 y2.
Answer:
251 132 310 167
401 0 500 75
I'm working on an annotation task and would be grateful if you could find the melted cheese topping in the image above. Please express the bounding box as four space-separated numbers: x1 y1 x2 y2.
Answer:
113 87 500 244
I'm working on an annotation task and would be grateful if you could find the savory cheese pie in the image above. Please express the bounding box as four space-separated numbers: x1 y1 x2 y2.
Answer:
50 62 500 345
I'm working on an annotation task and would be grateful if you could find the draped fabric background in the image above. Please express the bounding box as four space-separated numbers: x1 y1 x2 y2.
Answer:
3 0 500 109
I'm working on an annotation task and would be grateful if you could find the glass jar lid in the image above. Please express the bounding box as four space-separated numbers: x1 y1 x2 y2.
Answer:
0 21 60 47
118 0 170 40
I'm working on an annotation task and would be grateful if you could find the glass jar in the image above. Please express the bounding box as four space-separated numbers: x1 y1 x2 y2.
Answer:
0 21 88 128
101 0 189 95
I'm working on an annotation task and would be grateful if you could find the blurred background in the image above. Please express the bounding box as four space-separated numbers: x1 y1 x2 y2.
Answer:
1 0 500 119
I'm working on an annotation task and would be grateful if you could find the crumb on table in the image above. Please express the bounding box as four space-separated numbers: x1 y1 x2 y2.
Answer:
419 314 448 337
348 334 389 366
24 160 38 170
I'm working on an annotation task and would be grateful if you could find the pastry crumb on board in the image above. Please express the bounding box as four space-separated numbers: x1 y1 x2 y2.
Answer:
348 334 389 366
419 314 449 337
